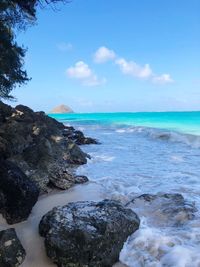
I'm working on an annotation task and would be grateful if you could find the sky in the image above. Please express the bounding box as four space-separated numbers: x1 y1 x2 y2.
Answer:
11 0 200 112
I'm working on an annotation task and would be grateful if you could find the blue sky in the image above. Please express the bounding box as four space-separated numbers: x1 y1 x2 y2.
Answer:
12 0 200 112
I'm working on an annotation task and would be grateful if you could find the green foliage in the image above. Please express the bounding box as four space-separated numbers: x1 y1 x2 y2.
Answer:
0 0 68 100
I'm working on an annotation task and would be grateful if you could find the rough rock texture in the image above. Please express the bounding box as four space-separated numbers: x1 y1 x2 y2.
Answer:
0 159 39 224
126 193 197 226
0 101 97 193
0 228 26 267
39 199 140 267
63 128 100 145
0 101 98 223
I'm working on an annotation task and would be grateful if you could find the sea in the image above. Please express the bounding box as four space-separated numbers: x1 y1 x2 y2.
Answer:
1 111 200 267
50 111 200 267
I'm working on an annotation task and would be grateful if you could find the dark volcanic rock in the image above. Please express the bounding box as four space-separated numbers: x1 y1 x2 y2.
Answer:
49 172 89 190
49 167 76 190
0 228 26 267
15 104 34 114
65 141 90 165
63 128 100 145
39 199 140 267
0 101 93 193
0 102 13 124
0 159 39 224
72 130 99 145
127 193 197 226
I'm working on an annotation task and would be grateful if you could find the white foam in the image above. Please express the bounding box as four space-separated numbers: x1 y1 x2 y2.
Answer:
116 129 126 133
88 154 115 163
161 245 200 267
120 221 200 267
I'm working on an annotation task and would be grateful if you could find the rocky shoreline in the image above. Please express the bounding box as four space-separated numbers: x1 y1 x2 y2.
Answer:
0 101 197 267
0 101 100 224
0 102 140 267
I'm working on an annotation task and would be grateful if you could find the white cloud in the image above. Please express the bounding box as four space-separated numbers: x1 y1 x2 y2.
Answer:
115 58 153 79
57 42 73 51
94 46 174 84
67 61 91 79
152 74 174 84
94 46 116 63
115 57 173 84
66 61 105 86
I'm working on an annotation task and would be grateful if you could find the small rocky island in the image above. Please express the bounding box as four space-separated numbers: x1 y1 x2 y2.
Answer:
50 104 74 114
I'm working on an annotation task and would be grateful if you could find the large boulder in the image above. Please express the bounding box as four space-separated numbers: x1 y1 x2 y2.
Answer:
39 199 140 267
126 193 197 226
0 228 26 267
0 159 39 224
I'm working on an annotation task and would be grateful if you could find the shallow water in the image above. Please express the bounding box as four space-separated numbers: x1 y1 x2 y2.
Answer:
1 112 200 267
67 114 200 267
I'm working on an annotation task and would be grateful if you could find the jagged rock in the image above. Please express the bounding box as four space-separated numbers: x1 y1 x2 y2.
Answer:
49 166 76 190
0 102 93 193
63 128 99 145
71 130 99 145
0 228 26 267
126 193 197 226
0 159 39 224
39 199 140 267
15 104 34 114
65 141 90 165
49 171 89 190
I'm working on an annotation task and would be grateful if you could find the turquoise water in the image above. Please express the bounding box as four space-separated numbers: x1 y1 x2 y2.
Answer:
49 111 200 136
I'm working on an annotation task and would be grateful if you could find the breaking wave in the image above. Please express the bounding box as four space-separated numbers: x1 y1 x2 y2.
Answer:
115 125 200 149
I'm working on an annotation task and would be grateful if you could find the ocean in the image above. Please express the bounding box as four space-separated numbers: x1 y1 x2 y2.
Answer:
49 111 200 267
50 111 200 135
